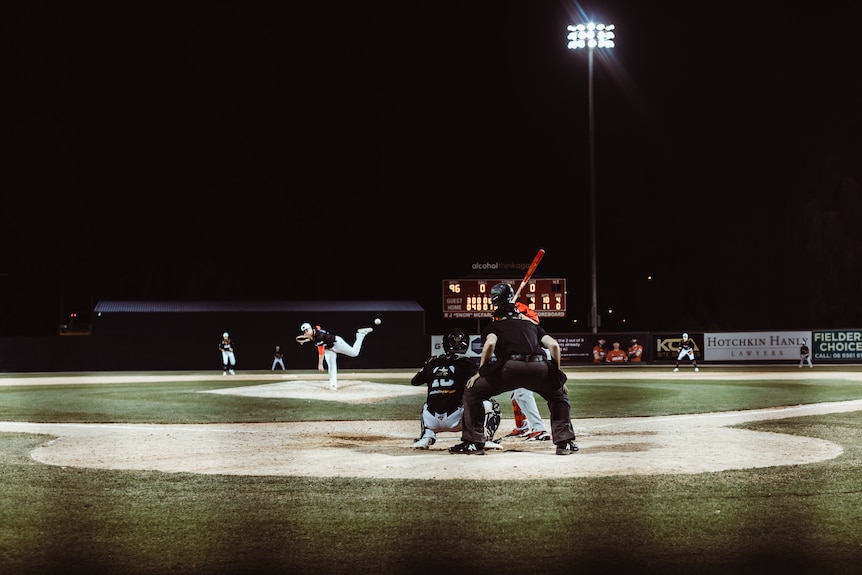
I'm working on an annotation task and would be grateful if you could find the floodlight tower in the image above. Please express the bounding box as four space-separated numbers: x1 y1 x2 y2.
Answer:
566 22 615 333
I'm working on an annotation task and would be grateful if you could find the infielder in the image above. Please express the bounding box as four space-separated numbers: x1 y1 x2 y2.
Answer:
411 328 501 450
674 332 699 372
219 332 236 375
271 345 285 371
297 322 373 390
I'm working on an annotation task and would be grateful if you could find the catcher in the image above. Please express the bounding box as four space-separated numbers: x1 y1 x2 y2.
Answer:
411 328 501 450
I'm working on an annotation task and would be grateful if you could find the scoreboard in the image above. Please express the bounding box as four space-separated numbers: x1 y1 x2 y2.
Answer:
442 278 566 319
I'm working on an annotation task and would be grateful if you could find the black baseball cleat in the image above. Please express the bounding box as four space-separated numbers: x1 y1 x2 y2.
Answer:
448 441 485 455
555 440 579 455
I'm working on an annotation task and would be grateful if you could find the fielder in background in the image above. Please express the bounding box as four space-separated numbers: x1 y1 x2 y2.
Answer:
451 284 578 455
606 341 628 363
219 332 236 375
271 345 285 370
297 322 374 390
674 332 699 372
799 339 813 368
410 328 502 450
627 338 644 362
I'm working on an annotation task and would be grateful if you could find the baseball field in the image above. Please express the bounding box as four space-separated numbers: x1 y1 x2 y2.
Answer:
1 366 861 574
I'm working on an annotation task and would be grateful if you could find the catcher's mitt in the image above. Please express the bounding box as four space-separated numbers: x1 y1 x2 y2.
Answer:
295 335 313 345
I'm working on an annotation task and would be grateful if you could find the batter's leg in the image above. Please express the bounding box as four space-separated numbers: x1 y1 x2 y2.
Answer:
513 387 546 432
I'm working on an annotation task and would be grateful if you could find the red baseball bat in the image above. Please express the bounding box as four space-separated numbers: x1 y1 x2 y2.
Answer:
513 248 545 299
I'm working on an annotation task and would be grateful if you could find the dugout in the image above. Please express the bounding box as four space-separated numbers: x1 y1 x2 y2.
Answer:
87 300 428 371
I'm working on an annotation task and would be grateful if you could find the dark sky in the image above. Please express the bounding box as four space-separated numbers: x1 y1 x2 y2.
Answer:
6 0 862 336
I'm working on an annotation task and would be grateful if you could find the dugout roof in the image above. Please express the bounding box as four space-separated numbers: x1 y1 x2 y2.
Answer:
94 300 424 313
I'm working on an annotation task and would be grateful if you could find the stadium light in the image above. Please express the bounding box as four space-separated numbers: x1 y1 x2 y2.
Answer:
567 22 615 333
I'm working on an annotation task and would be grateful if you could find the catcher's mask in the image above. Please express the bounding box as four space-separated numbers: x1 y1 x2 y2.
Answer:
443 328 469 355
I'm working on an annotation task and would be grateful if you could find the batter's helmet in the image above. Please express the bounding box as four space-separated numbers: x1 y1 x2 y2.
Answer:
490 283 514 307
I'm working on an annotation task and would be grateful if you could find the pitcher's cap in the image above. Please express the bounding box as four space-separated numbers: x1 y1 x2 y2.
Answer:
300 323 312 332
223 332 229 338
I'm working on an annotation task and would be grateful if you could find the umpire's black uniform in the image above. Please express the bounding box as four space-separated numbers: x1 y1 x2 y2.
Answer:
460 304 575 446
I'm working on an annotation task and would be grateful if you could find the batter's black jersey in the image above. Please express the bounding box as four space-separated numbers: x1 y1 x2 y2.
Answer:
219 338 234 352
411 354 478 415
311 328 337 349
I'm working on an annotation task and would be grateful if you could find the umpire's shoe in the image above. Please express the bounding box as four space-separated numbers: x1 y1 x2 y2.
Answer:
555 440 579 455
448 441 485 455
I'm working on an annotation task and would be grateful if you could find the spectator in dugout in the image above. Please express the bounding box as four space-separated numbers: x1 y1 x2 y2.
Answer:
627 338 644 362
606 341 628 363
592 338 608 363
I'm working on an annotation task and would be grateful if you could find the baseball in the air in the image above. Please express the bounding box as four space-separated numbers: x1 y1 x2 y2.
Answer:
374 318 382 325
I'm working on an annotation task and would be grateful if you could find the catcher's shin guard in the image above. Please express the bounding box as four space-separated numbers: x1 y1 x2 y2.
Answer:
416 409 429 441
483 398 502 442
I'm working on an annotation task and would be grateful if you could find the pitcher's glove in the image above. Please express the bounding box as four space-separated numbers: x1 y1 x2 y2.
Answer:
295 335 312 345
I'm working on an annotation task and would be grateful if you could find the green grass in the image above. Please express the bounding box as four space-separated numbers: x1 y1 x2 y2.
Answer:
1 367 861 574
2 366 862 423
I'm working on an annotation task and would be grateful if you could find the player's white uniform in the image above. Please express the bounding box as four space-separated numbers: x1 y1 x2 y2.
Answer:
674 333 698 372
272 347 285 370
417 402 500 443
677 346 694 361
511 388 547 433
220 333 236 375
799 343 813 368
323 333 368 390
306 326 371 390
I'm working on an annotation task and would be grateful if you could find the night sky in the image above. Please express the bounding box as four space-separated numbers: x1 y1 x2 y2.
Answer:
6 0 861 337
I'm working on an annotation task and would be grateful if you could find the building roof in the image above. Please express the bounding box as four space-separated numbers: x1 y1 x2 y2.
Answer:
94 300 424 313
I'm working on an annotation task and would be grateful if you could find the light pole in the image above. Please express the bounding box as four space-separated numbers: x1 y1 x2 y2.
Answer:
566 22 615 333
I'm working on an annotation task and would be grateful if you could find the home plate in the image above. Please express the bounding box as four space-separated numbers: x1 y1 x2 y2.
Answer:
202 380 425 403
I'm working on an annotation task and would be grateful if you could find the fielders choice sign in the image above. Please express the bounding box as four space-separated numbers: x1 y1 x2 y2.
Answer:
812 330 862 361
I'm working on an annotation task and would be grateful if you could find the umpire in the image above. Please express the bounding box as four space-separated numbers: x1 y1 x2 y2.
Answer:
449 284 579 456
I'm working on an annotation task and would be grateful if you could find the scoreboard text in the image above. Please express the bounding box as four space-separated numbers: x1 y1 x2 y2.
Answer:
442 278 566 319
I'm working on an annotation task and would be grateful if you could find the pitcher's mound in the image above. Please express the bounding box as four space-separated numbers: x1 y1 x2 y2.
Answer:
203 380 425 403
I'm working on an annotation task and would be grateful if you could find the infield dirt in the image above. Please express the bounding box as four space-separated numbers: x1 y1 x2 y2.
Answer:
2 370 861 480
